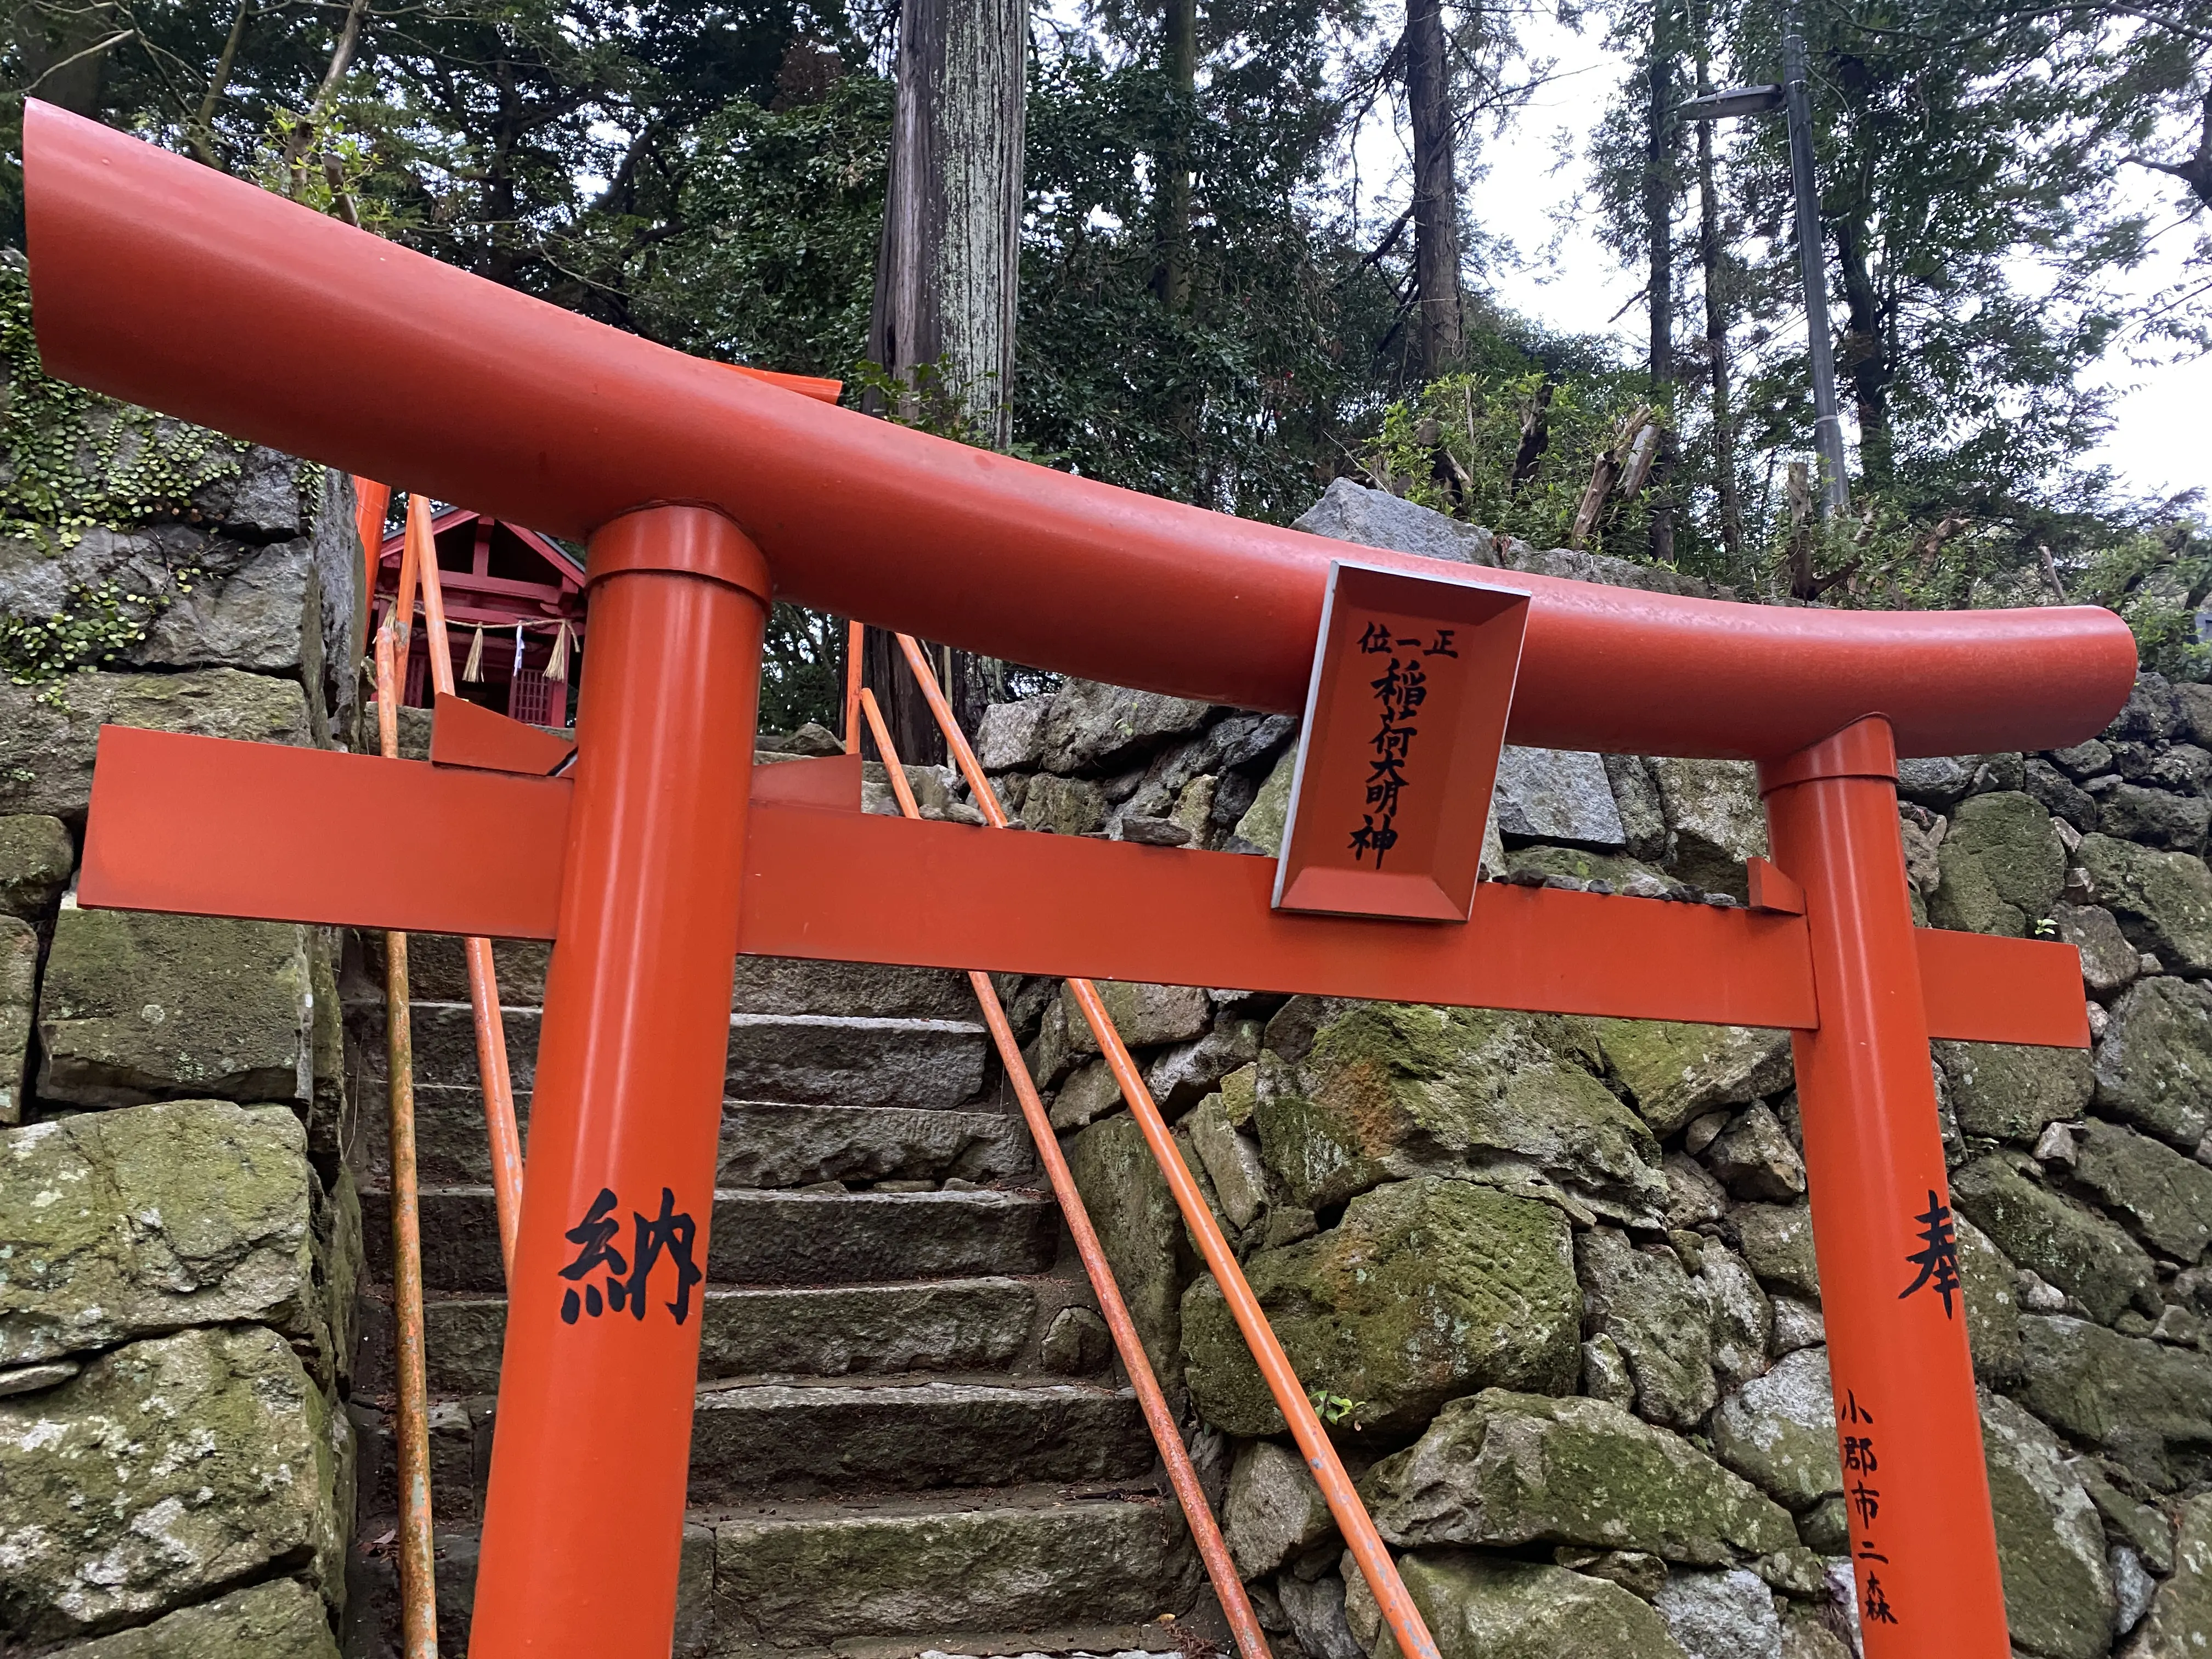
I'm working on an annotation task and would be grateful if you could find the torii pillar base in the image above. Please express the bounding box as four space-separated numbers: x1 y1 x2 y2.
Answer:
1763 717 2009 1656
471 504 770 1659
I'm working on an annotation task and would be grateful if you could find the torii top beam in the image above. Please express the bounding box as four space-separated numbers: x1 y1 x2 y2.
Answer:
22 100 2136 762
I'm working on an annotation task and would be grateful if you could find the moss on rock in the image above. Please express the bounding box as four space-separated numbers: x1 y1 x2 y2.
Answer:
0 1099 323 1368
1363 1388 1795 1563
1181 1177 1578 1438
1929 791 2065 938
1256 1001 1667 1226
2076 834 2212 973
0 1325 343 1641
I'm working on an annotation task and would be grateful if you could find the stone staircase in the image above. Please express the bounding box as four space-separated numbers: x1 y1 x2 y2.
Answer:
341 936 1204 1658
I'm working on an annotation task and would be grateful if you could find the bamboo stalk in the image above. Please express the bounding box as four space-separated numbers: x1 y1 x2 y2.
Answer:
374 619 438 1659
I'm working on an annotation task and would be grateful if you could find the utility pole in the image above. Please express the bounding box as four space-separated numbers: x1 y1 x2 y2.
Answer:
1677 0 1850 520
1780 5 1849 518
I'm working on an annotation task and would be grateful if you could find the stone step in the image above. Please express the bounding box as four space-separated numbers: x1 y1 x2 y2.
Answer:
354 1492 1197 1658
357 1378 1156 1513
365 937 979 1022
357 1087 1035 1191
684 1376 1156 1504
348 1002 992 1111
391 1279 1043 1397
365 1186 1062 1294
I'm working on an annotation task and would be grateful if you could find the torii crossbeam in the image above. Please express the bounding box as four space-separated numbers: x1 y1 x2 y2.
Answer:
24 99 2137 1659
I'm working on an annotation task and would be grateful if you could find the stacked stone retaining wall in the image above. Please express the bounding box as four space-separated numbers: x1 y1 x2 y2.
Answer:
0 389 365 1657
909 480 2212 1659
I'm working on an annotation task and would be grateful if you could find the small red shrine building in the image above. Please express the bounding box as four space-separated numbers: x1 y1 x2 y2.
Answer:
373 506 586 726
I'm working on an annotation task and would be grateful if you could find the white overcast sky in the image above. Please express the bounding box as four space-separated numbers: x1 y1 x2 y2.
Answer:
1373 10 2211 506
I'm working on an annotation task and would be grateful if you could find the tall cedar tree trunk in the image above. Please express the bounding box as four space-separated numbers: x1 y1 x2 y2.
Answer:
1404 0 1462 379
1643 1 1678 565
1158 0 1197 312
1832 206 1894 487
860 0 1026 761
1690 5 1743 571
12 1 119 117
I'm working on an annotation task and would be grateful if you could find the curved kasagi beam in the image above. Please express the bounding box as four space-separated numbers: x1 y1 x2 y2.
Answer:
22 101 2136 760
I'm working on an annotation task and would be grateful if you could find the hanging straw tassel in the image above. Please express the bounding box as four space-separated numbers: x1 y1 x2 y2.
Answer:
544 620 573 683
462 625 485 682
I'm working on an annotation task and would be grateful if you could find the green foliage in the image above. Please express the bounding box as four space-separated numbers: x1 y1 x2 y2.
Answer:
758 601 845 733
1364 369 1669 557
1308 1387 1368 1429
0 258 245 549
0 258 229 687
639 72 894 377
2073 524 2212 684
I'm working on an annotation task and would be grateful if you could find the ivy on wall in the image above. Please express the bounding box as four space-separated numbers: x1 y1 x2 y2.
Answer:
0 255 247 683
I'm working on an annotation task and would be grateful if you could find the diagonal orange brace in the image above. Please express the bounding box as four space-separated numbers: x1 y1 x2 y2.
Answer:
77 727 2088 1046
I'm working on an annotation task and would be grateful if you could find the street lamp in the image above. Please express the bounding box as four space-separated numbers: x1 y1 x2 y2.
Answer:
1679 9 1852 519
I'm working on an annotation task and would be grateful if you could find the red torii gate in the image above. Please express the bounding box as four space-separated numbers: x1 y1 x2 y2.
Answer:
25 100 2136 1659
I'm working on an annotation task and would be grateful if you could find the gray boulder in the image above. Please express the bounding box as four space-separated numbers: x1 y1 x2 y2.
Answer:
1652 1568 1782 1659
974 695 1054 771
1596 1020 1793 1140
1935 1040 2096 1144
2121 1492 2212 1656
1226 1438 1335 1578
1064 979 1214 1052
1181 1178 1579 1438
1930 792 2066 938
1703 1103 1807 1201
0 916 31 1124
37 909 314 1109
56 1578 338 1659
0 1099 323 1367
1346 1550 1691 1659
2077 835 2212 974
1036 678 1212 775
1731 1203 1821 1299
1065 1114 1188 1387
1362 1389 1796 1563
1981 1392 2115 1659
1578 1228 1718 1430
0 1325 343 1641
2013 1315 2212 1489
1492 746 1627 849
1646 758 1768 899
1709 1346 1842 1511
1255 1001 1668 1225
1951 1155 2159 1324
1292 478 1499 566
2056 904 2144 998
0 667 312 825
2101 784 2211 855
2094 978 2212 1149
2066 1118 2212 1261
0 814 72 918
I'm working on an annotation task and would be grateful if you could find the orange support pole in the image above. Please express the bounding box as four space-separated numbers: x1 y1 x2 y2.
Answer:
858 685 1273 1659
471 504 768 1659
406 494 526 1280
890 634 1439 1659
354 476 392 616
844 618 864 754
1759 717 2008 1656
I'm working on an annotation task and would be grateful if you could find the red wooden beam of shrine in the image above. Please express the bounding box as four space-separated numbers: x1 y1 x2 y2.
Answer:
24 101 2136 761
81 725 2086 1047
